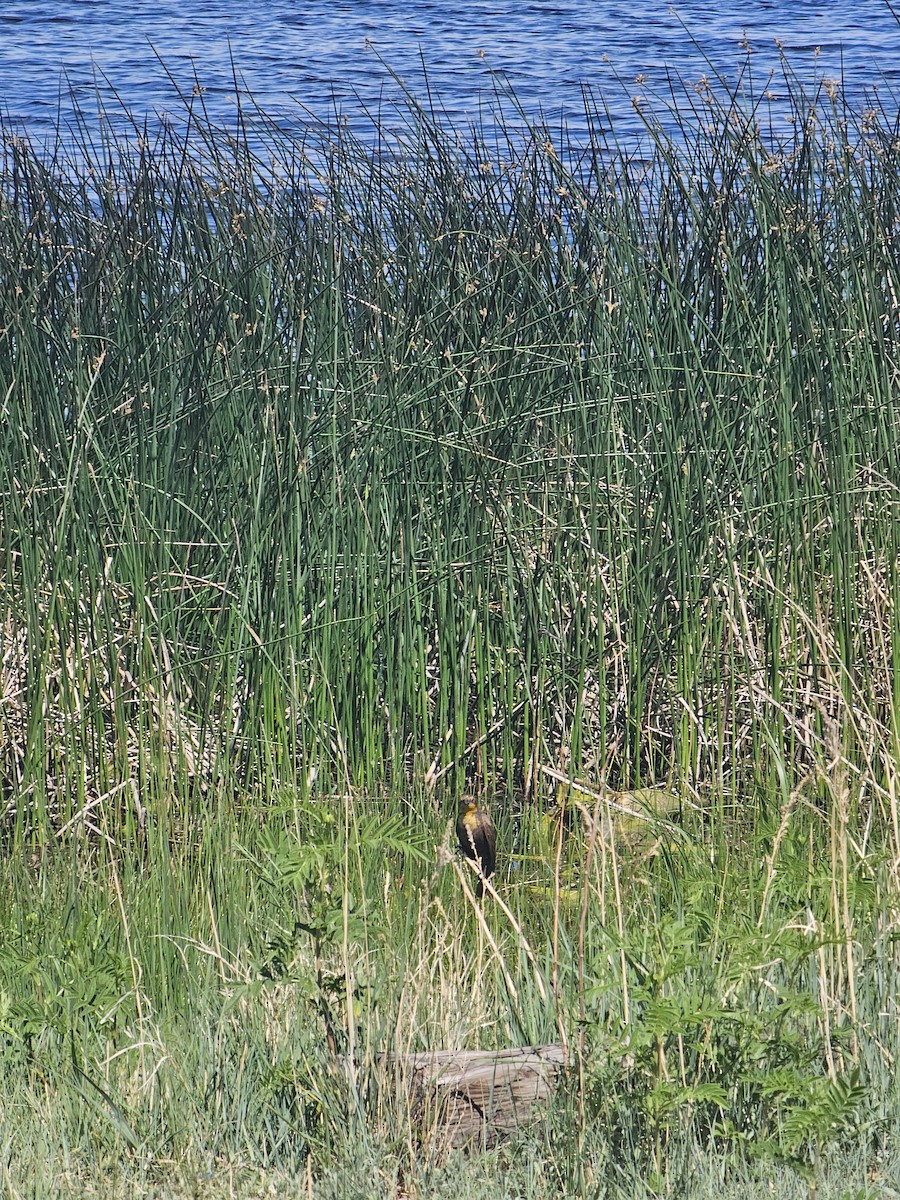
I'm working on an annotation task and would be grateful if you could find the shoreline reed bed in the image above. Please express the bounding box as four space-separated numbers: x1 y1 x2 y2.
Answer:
2 60 900 1197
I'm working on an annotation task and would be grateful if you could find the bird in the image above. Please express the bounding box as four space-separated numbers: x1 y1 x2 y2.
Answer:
456 797 496 897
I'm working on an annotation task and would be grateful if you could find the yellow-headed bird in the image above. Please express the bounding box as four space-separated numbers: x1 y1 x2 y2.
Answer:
456 798 496 897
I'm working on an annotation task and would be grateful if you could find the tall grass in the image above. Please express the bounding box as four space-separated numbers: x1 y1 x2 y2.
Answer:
2 58 900 1197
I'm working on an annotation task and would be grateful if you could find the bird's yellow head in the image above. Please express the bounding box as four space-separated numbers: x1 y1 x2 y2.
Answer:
458 797 479 825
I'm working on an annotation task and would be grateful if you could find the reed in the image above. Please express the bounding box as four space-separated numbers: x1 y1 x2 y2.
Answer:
1 58 899 1197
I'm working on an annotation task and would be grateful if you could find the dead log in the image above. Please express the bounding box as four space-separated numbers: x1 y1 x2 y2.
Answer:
378 1043 566 1149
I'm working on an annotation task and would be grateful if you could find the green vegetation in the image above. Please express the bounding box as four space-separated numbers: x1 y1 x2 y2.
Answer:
2 57 900 1197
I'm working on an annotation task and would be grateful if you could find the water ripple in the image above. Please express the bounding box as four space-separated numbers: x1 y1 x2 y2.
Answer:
1 0 898 148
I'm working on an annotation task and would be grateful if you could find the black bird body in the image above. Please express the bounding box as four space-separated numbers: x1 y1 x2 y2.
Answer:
456 799 496 896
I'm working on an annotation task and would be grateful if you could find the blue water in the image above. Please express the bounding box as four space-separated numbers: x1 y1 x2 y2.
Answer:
2 1 900 149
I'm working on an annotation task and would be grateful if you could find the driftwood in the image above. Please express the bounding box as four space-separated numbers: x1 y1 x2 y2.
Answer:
378 1043 566 1149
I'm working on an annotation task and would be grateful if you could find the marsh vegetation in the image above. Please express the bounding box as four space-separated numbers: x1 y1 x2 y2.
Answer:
2 60 900 1197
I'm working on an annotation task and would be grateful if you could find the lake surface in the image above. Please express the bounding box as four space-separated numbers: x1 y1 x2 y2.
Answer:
2 1 900 151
